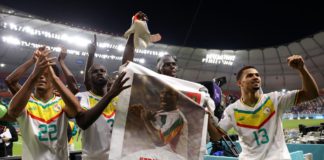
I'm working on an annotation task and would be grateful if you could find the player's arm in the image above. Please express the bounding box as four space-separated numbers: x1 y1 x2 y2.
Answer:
287 55 319 104
206 104 230 141
8 49 54 118
5 50 38 95
122 33 135 64
76 72 130 130
208 117 226 141
58 47 79 94
48 65 82 118
84 35 96 91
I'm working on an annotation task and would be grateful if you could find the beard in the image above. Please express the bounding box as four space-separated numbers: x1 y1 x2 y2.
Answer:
93 79 108 86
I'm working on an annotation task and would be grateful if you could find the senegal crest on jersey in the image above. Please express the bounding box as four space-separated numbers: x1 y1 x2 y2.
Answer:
26 96 64 124
88 94 117 121
234 96 276 129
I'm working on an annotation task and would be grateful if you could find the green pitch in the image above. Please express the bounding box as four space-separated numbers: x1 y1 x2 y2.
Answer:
226 119 323 135
282 119 323 129
13 134 82 156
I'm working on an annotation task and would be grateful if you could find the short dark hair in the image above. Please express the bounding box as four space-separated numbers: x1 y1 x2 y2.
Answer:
236 66 256 81
51 65 60 77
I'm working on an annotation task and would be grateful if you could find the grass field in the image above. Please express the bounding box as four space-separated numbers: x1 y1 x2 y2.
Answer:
11 119 324 156
226 119 323 135
13 134 82 156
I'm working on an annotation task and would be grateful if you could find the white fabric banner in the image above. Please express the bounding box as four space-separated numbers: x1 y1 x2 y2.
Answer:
109 62 209 160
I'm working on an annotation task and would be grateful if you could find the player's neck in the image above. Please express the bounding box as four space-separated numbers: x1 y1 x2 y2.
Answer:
34 90 54 103
90 88 106 97
241 90 261 107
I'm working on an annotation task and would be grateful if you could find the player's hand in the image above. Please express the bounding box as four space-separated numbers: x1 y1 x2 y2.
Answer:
287 55 304 70
33 48 56 76
58 47 67 62
129 104 145 117
87 34 97 55
107 72 130 98
32 49 41 62
142 110 156 121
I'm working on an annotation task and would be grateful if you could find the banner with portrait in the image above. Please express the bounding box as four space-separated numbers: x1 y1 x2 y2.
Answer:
109 62 209 160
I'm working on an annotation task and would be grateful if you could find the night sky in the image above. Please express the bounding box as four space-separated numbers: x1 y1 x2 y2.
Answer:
1 0 324 49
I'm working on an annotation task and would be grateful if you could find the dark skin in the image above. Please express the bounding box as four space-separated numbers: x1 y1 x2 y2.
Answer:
58 47 79 94
158 56 177 77
5 48 42 95
58 61 131 130
7 47 130 132
84 35 97 91
8 48 80 118
76 69 130 130
58 39 131 129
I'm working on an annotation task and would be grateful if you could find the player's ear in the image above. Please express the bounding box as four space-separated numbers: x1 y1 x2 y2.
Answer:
237 80 241 87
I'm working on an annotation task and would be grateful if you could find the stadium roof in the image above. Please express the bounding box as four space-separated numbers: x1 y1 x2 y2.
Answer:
0 5 323 93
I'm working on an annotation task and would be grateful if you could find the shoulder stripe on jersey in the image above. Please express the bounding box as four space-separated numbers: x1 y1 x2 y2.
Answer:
28 99 60 109
27 111 63 124
89 95 101 101
236 111 275 129
103 111 115 119
234 96 270 114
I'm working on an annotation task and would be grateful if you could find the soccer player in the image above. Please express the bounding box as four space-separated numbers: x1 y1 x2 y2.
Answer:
5 49 40 95
57 35 130 159
209 55 319 160
76 63 127 159
7 48 78 159
8 47 129 159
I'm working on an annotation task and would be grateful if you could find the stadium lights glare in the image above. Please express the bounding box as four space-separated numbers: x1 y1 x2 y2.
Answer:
0 63 5 67
202 53 235 66
80 70 84 74
139 58 145 64
281 89 287 93
2 36 20 45
1 35 145 63
117 44 125 52
2 22 168 57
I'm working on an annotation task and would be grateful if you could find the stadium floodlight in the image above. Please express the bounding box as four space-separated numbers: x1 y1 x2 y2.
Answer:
117 44 125 52
139 58 145 64
22 26 36 35
0 63 5 67
80 70 84 74
281 89 287 93
61 34 91 47
9 23 18 30
2 21 167 58
2 36 20 45
52 47 61 52
158 51 168 57
98 42 113 48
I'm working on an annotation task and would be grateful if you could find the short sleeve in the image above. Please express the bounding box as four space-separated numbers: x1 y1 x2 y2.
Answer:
277 90 299 113
75 92 89 109
218 106 234 132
